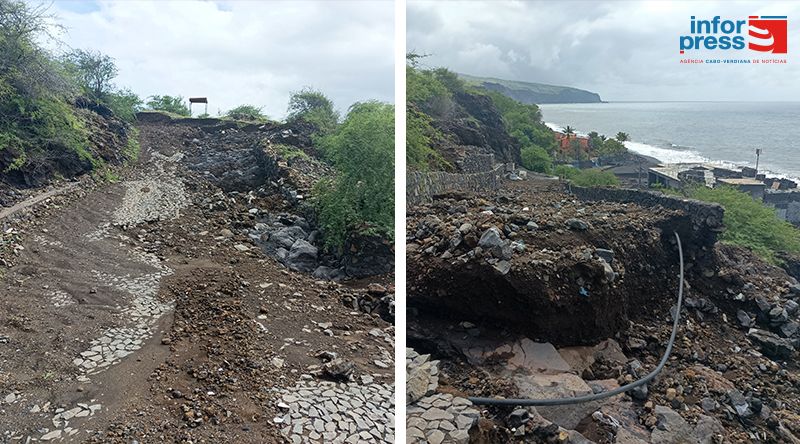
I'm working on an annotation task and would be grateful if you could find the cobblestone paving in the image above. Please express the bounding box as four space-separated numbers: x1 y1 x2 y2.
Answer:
73 249 173 378
275 380 395 443
406 348 480 444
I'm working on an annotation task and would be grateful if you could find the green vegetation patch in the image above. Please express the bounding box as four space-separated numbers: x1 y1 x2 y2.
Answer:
273 143 309 161
287 87 340 137
314 101 394 250
555 166 619 187
145 95 190 116
677 185 800 264
225 104 268 122
123 127 141 163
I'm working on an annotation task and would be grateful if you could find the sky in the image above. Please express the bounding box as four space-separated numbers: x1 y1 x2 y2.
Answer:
407 1 800 101
42 0 394 118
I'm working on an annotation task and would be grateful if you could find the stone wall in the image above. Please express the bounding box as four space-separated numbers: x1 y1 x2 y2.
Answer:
570 185 725 247
456 153 495 173
407 166 501 206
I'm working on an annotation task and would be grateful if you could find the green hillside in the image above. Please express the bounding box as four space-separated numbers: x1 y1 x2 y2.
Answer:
459 73 602 104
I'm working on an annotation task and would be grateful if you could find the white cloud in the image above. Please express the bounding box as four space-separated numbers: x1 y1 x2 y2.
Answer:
44 0 394 117
407 0 800 101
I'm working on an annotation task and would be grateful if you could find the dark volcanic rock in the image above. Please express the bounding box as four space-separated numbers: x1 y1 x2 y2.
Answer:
185 141 278 192
747 328 795 360
286 239 318 272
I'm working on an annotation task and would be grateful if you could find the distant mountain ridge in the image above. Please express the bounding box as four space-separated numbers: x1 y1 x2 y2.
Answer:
459 73 602 104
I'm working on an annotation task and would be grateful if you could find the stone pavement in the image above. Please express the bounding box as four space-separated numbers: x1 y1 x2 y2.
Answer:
275 380 395 443
406 348 480 444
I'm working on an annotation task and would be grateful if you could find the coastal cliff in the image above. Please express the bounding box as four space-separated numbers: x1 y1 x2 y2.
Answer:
459 73 602 104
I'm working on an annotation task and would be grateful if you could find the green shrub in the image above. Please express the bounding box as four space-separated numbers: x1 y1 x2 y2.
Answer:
105 89 142 122
406 65 451 106
314 101 394 249
145 95 190 116
483 89 558 169
287 88 339 136
406 106 447 171
520 145 552 174
683 185 800 264
225 104 266 121
558 167 619 187
0 0 94 173
554 164 579 180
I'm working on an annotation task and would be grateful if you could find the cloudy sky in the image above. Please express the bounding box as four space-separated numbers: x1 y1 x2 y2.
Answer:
43 0 394 118
408 1 800 101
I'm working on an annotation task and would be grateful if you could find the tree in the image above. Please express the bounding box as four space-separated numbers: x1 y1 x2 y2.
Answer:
225 104 266 121
145 95 190 116
570 138 585 161
286 87 339 135
0 0 69 97
314 101 394 249
0 0 89 174
599 138 627 156
520 145 552 174
105 88 142 122
63 49 117 99
588 131 604 151
406 51 430 68
564 126 575 138
616 131 629 142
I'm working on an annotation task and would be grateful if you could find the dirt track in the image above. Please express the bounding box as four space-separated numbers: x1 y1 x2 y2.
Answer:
0 121 395 443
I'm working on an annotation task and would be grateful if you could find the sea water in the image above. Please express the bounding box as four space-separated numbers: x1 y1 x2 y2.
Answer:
540 102 800 180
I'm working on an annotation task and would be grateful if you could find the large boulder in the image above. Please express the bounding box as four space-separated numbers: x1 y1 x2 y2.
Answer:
747 328 795 360
262 226 308 253
286 239 318 272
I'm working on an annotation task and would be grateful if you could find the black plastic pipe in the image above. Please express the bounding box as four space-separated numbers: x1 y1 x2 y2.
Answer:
467 231 685 406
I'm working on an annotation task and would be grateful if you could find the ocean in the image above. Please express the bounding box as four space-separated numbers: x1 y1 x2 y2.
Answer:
540 102 800 180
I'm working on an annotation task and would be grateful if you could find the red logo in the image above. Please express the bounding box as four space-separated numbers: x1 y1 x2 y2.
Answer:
749 16 788 53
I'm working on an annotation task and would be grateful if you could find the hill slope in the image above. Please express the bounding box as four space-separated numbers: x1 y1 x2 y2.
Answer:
459 73 602 104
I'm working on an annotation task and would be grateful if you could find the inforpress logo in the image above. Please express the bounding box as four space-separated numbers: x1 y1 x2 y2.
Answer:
679 15 788 54
748 16 788 53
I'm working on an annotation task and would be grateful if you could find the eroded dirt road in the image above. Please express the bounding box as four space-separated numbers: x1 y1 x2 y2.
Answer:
0 120 395 443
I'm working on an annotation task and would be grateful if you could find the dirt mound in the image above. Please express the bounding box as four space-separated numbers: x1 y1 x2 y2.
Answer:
407 177 800 443
407 180 711 345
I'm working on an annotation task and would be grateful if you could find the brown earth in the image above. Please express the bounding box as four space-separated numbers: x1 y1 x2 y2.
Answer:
0 119 394 443
407 177 800 443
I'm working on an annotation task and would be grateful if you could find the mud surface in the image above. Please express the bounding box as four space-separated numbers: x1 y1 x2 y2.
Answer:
0 120 394 443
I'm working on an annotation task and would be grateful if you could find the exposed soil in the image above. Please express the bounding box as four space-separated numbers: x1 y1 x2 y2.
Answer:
407 177 800 443
0 119 394 443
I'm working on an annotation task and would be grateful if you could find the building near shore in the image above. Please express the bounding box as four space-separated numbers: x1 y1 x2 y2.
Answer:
648 163 800 225
554 132 590 153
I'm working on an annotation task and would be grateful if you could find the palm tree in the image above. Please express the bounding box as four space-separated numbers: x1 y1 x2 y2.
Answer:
564 126 575 139
616 131 629 142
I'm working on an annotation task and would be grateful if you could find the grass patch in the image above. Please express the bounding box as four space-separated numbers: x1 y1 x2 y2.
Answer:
273 143 309 161
669 185 800 264
123 127 140 163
